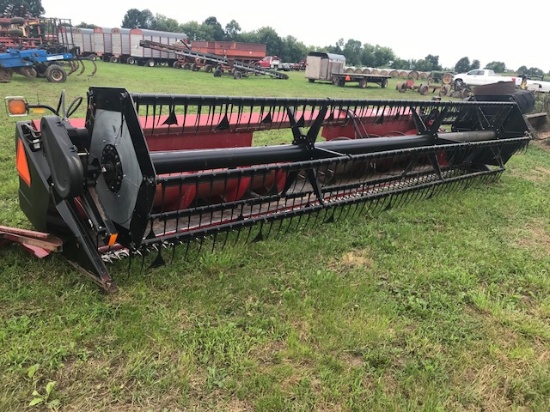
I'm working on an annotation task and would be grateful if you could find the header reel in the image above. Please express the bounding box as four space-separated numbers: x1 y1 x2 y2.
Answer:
12 87 532 292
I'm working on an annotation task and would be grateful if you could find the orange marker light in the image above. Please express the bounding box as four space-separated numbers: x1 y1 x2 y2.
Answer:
16 139 31 186
107 233 118 246
5 97 28 117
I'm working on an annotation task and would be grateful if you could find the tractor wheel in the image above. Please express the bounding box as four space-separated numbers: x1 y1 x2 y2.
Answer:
213 69 222 77
332 75 342 86
8 28 24 37
204 64 213 73
10 17 25 24
233 70 243 79
45 64 67 83
126 57 137 65
418 84 429 95
439 84 450 97
442 72 453 85
461 87 472 99
146 59 155 67
0 68 13 83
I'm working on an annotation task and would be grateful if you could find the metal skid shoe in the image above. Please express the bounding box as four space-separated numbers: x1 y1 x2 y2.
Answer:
12 87 532 292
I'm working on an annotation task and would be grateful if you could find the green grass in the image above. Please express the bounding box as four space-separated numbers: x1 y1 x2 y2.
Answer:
1 62 550 411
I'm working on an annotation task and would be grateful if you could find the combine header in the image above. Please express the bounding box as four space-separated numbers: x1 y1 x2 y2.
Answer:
139 39 289 79
8 88 532 291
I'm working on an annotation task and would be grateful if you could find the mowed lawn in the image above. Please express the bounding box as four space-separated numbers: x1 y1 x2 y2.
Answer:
1 62 550 411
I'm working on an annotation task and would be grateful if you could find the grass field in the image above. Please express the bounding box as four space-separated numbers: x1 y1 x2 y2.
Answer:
1 62 550 411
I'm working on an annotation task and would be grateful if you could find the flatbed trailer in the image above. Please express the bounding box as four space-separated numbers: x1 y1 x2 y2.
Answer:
328 73 390 88
305 51 389 89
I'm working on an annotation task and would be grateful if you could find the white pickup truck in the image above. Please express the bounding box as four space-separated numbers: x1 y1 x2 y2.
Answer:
453 69 550 93
452 69 518 87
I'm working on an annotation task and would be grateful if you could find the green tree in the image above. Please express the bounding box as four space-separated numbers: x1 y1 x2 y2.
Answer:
253 26 283 57
518 67 544 78
1 0 44 17
203 16 224 40
76 22 96 29
485 61 506 73
324 38 344 54
180 21 202 41
342 39 362 66
224 19 241 40
470 59 480 70
121 8 154 29
391 58 411 70
414 54 441 71
280 35 308 63
372 45 395 67
454 57 471 73
151 14 181 32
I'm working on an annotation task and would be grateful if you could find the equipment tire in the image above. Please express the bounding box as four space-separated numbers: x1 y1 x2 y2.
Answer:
0 68 13 83
146 59 155 67
461 87 472 99
454 79 464 89
10 17 25 24
45 64 67 83
308 79 315 83
205 64 213 73
418 84 429 95
213 69 222 77
358 78 367 88
381 78 388 88
8 28 24 37
109 56 119 63
20 66 37 78
439 84 450 97
233 70 243 79
126 57 136 65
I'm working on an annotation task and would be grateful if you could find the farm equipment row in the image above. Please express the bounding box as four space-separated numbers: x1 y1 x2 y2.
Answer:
7 87 532 291
139 40 289 79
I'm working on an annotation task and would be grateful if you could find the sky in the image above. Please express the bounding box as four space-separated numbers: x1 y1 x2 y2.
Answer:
41 0 549 72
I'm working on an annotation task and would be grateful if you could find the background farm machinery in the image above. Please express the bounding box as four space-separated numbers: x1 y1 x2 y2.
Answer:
139 39 289 79
0 47 96 83
0 16 97 82
6 86 532 291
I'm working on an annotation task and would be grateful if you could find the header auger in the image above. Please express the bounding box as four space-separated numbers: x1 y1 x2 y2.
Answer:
10 88 532 292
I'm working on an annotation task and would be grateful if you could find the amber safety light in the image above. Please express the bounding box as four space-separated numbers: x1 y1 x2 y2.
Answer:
5 97 28 117
16 139 31 187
